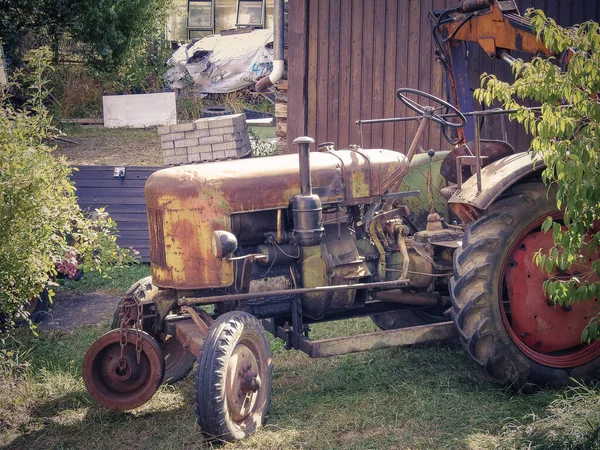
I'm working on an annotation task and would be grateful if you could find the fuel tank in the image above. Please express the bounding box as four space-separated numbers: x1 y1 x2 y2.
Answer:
145 149 408 290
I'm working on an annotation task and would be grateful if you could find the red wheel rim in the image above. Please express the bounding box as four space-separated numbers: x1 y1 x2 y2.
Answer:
500 213 600 368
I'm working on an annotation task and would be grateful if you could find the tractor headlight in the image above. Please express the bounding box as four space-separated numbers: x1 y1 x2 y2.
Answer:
211 230 238 259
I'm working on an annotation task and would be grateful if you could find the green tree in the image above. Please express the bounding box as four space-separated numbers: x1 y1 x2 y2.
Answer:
475 11 600 340
0 0 173 70
0 47 136 327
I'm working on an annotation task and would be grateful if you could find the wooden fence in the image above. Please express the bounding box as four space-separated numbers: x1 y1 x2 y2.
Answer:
286 0 600 154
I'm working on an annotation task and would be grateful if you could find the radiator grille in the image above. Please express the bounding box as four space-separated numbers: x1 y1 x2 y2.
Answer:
147 208 166 267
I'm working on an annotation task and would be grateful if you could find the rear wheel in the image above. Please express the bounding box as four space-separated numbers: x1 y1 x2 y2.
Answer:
450 183 600 391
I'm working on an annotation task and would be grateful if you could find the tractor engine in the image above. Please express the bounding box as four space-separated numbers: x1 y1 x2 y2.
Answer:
144 140 446 320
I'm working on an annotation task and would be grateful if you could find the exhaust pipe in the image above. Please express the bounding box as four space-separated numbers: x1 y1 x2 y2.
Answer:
292 136 323 246
255 0 285 91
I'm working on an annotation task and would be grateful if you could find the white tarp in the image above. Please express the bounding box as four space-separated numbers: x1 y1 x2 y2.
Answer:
165 29 273 93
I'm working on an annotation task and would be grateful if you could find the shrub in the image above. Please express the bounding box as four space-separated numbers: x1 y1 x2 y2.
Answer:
0 47 136 327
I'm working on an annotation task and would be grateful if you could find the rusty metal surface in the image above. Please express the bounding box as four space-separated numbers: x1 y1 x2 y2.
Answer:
303 321 457 358
448 152 544 211
82 329 164 411
178 278 410 306
440 1 552 58
145 149 407 290
505 228 600 358
167 317 207 357
399 152 450 231
440 139 515 184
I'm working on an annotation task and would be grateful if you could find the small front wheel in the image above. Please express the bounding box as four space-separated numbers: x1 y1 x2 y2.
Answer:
194 311 272 442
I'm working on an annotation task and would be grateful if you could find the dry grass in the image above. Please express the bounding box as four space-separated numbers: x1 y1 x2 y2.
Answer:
1 313 575 450
54 124 163 166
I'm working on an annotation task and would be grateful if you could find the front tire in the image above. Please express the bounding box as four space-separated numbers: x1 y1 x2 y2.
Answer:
450 183 600 391
195 311 272 442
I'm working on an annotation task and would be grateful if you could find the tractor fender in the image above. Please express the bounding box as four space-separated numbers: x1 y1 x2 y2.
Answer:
448 151 545 222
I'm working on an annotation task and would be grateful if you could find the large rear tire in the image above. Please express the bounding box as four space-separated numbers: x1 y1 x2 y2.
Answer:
450 183 600 391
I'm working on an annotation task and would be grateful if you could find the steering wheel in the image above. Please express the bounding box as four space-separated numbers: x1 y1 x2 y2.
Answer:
396 88 467 130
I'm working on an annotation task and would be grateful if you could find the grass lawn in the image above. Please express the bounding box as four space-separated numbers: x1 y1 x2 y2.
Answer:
2 270 599 450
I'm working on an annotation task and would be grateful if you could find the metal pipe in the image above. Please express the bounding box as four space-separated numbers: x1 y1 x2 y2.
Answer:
293 136 315 195
255 0 285 91
405 117 429 164
474 115 483 193
178 278 410 306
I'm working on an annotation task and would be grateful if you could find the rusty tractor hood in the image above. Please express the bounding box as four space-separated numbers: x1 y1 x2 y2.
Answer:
145 149 408 290
145 149 408 212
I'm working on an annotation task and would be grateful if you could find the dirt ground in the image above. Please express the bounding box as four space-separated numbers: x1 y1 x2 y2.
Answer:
38 291 119 331
55 125 163 166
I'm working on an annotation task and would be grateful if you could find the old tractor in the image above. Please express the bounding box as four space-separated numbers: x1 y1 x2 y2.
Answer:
82 0 600 442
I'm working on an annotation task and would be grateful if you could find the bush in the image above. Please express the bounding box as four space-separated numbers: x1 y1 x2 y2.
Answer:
0 47 136 327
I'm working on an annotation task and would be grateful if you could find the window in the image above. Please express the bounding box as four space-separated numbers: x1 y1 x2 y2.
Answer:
236 0 265 28
188 0 215 38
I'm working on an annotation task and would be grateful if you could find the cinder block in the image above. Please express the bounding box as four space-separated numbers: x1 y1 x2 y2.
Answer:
165 155 187 165
201 152 213 161
174 138 199 148
213 141 238 152
170 122 195 133
176 147 188 156
164 132 185 141
157 125 171 135
213 150 226 159
163 148 176 157
193 119 209 130
207 117 235 129
161 140 175 150
200 135 224 145
209 126 236 136
188 144 213 154
187 152 200 162
185 129 210 139
225 149 238 158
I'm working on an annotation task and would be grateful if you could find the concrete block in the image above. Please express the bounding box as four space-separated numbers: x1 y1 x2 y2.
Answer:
187 153 200 162
165 155 187 165
164 132 185 141
157 125 171 135
213 150 226 159
210 126 236 136
188 144 213 154
185 129 210 139
213 141 238 152
200 135 224 145
201 152 213 161
193 119 209 130
163 148 176 157
225 149 238 158
174 138 199 148
170 122 195 133
176 147 188 156
103 92 176 128
161 140 175 150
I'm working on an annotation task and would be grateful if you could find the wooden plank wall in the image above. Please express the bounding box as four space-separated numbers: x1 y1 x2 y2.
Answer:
287 0 600 154
72 166 161 262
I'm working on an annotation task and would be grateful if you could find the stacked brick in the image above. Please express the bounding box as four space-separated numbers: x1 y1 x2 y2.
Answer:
159 113 252 165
